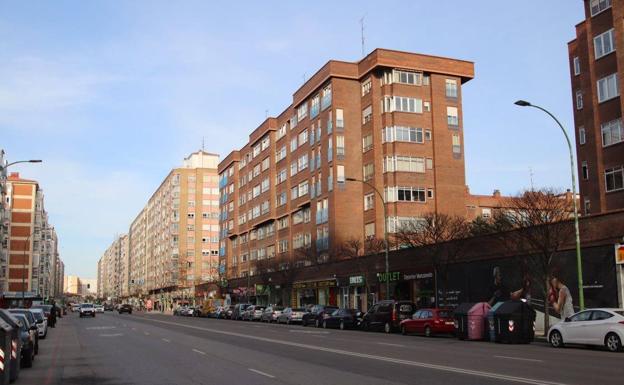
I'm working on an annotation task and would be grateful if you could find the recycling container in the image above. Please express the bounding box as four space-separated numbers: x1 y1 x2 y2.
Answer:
0 318 13 385
493 300 536 344
0 310 20 383
467 302 491 340
487 302 504 342
453 302 475 340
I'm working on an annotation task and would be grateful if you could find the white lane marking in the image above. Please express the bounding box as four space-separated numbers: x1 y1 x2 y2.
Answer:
86 326 116 330
162 338 170 343
289 330 329 334
192 349 206 355
249 368 275 378
100 333 123 337
138 317 570 385
377 342 405 348
494 355 544 363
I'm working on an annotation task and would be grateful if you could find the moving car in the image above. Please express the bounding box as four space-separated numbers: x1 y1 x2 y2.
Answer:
548 308 624 352
104 303 114 311
361 300 416 333
232 304 251 320
79 303 96 318
95 304 105 313
8 309 40 355
277 307 307 324
400 308 455 337
302 305 338 327
118 304 133 314
29 308 49 338
242 305 265 321
322 308 360 330
261 306 283 323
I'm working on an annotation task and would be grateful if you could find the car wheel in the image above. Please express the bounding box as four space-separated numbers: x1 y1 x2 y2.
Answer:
340 321 345 330
401 325 407 335
323 320 327 329
384 322 392 334
425 326 432 337
549 330 564 348
286 319 290 325
605 333 622 352
302 319 307 327
315 319 320 328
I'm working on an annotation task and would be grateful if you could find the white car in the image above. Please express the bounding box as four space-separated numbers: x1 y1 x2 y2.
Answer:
548 308 624 352
95 305 104 313
79 303 96 318
29 308 48 338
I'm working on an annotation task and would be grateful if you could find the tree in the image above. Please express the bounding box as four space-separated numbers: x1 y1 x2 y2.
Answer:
488 188 575 333
394 212 471 305
336 237 385 309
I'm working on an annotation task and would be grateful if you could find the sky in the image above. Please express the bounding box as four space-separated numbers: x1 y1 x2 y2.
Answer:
0 1 585 278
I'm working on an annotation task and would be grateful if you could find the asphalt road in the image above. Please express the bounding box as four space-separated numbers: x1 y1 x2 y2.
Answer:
17 311 624 385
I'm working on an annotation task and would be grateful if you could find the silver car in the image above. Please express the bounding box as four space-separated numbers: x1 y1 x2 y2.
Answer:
261 306 284 323
277 307 307 324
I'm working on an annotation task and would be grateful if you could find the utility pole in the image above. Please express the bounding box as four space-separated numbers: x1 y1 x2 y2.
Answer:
360 16 366 57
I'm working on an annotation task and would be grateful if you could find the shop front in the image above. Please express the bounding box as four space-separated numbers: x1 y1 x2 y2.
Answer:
338 275 369 312
292 278 338 308
376 269 435 306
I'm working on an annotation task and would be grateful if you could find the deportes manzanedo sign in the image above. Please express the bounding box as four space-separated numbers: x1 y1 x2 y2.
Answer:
616 244 624 265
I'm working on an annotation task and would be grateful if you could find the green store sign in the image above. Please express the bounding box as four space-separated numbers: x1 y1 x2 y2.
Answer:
377 271 401 283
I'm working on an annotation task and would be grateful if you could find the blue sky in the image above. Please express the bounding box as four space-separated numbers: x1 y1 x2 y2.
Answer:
0 1 584 278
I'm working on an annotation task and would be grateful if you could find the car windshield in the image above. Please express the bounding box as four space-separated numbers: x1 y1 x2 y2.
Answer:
292 308 305 312
81 304 94 308
614 310 624 316
438 310 452 318
32 312 43 321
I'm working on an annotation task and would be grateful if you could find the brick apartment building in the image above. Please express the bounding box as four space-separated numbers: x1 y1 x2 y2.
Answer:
569 0 624 214
219 48 508 307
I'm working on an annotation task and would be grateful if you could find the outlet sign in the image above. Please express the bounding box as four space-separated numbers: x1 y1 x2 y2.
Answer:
377 271 401 283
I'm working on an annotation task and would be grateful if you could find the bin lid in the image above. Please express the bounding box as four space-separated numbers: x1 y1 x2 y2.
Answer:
0 317 12 333
468 302 491 316
494 300 535 315
0 309 20 329
453 302 476 316
489 302 504 313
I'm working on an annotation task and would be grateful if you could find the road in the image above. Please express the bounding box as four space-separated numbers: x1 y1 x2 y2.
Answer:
19 311 623 385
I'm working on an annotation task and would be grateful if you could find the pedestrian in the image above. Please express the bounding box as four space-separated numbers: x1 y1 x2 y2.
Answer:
549 275 574 320
49 301 57 327
488 266 525 306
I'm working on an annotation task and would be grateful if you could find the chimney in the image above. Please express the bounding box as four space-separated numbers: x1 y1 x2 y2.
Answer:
8 172 19 180
493 189 501 198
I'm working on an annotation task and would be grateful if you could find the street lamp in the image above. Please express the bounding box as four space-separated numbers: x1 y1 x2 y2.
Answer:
345 177 390 300
514 100 585 310
22 233 32 306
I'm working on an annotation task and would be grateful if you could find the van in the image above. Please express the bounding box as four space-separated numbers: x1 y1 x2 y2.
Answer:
361 300 416 333
231 303 251 320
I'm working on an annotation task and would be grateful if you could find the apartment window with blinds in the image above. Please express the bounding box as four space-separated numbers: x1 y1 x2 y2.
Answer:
363 163 374 181
384 156 425 173
452 134 461 154
364 193 374 211
297 103 308 122
364 223 375 239
447 107 459 127
275 146 286 162
361 78 372 96
576 90 583 110
605 165 624 192
336 135 345 157
261 177 270 193
382 126 424 143
336 109 344 129
573 57 580 76
261 157 270 171
277 216 289 230
298 129 308 146
445 79 458 98
590 0 611 16
597 73 619 103
362 134 373 152
385 186 426 203
579 127 586 145
276 169 287 184
385 69 422 85
290 137 298 152
321 85 332 110
362 105 373 124
336 165 345 184
601 119 624 146
277 124 287 140
594 29 615 59
298 154 308 171
261 136 270 151
383 96 423 113
278 239 288 253
310 95 320 118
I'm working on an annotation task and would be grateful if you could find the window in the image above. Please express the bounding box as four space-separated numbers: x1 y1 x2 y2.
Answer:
382 126 424 143
261 200 270 215
261 135 270 151
321 84 332 110
576 90 583 110
597 73 619 103
327 110 333 134
385 186 426 202
362 105 372 124
584 199 591 215
336 135 345 157
452 134 461 154
310 95 320 118
426 158 433 169
261 177 270 193
425 130 432 141
275 146 286 162
253 164 261 177
389 69 422 85
387 216 425 233
336 165 345 184
252 184 261 198
290 161 297 176
363 163 374 181
298 129 308 146
445 79 458 98
298 153 309 171
573 57 580 76
590 0 611 16
361 78 372 96
605 165 624 192
276 168 287 184
253 144 261 158
336 109 344 129
290 137 298 152
579 127 586 145
277 216 289 230
601 118 624 146
581 161 589 180
298 180 309 197
362 134 373 152
383 96 423 113
594 29 615 59
447 107 459 126
277 124 287 140
364 193 374 211
261 157 270 172
328 167 333 191
482 208 492 219
327 137 333 162
297 103 308 122
384 156 425 173
316 198 328 224
278 239 288 253
364 223 375 239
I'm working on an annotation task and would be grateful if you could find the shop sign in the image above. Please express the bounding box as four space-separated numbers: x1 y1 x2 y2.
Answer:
349 275 365 286
616 244 624 265
255 284 268 295
293 279 337 289
377 271 401 283
403 272 433 281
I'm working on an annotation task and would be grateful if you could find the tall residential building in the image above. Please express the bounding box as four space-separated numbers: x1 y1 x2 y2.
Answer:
218 48 475 283
97 234 129 300
569 0 624 214
122 151 220 309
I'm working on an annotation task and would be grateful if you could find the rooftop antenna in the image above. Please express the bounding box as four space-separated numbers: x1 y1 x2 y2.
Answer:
360 15 366 57
202 136 205 152
265 109 269 119
529 166 535 191
302 72 306 83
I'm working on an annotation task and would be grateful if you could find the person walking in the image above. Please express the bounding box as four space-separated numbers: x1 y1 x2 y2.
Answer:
550 275 574 319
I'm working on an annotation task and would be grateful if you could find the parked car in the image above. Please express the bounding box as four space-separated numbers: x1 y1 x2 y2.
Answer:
361 300 416 333
261 306 283 323
71 304 80 312
210 306 225 318
548 308 624 352
79 303 96 318
118 304 133 314
9 309 40 354
400 308 455 337
302 305 338 327
0 309 24 375
95 304 105 313
104 303 114 311
242 305 266 321
232 304 251 320
11 313 38 361
28 308 48 339
322 308 360 330
277 307 307 324
224 305 235 319
31 304 54 326
173 306 187 316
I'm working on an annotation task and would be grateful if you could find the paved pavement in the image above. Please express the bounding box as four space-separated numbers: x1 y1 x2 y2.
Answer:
17 311 624 385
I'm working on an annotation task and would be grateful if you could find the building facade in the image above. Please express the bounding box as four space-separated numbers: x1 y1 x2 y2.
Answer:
218 48 516 307
569 0 624 214
97 234 129 301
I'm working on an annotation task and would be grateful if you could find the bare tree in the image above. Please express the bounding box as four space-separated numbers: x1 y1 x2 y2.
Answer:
394 212 471 305
489 188 575 332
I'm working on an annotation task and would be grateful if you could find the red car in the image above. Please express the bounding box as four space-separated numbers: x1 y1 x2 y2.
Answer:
400 308 455 337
